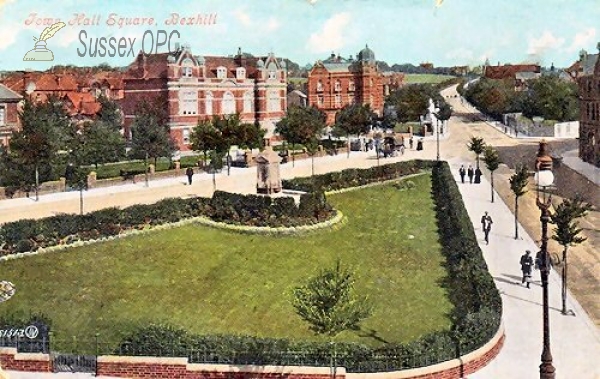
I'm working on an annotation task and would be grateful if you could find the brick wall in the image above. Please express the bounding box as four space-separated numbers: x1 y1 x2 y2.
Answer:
0 347 52 372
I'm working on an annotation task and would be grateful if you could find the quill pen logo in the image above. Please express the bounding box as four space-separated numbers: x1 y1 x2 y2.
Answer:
23 21 66 61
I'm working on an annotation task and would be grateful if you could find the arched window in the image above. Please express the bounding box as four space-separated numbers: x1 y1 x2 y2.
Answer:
243 91 253 113
334 80 341 91
316 80 323 92
205 91 213 115
182 58 194 77
267 90 280 112
222 91 236 115
180 89 198 115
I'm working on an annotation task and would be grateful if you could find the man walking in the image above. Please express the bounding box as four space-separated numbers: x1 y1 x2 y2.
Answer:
481 211 493 244
520 250 534 288
185 166 194 185
459 165 466 183
467 165 474 184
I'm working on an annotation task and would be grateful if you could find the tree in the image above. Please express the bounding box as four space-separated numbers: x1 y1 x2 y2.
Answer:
77 121 126 168
333 104 374 158
521 75 579 122
483 146 501 203
129 99 176 186
435 101 452 134
97 95 123 131
276 105 326 171
8 95 72 200
386 84 431 123
550 196 592 315
292 260 372 378
467 136 486 169
509 164 529 239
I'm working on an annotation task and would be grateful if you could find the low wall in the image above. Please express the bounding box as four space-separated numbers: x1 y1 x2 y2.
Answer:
0 178 66 200
95 325 504 379
0 347 52 372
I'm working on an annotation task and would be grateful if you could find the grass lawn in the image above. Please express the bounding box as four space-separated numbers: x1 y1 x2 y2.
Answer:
403 74 456 84
92 155 201 179
0 174 452 349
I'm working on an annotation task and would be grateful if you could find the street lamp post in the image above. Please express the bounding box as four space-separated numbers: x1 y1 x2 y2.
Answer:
534 140 556 379
435 107 440 161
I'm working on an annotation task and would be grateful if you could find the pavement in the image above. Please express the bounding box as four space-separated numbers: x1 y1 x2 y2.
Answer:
561 149 600 186
3 86 600 378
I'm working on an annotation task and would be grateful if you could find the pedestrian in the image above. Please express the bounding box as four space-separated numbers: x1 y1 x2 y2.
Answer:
399 144 405 155
480 211 493 244
467 165 474 184
474 167 482 184
409 137 414 149
520 250 534 288
459 165 466 183
416 139 423 151
185 166 194 185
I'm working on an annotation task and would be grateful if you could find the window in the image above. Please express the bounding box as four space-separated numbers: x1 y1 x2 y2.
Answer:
222 91 236 115
317 95 324 106
348 94 355 104
267 90 280 112
236 67 246 80
182 58 194 78
316 80 323 92
334 94 341 107
268 71 277 80
0 105 5 126
243 91 253 113
334 80 341 92
183 129 191 144
348 81 355 91
180 90 198 115
205 91 213 115
217 66 227 79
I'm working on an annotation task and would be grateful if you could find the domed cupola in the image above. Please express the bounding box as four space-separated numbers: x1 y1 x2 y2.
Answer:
358 44 375 62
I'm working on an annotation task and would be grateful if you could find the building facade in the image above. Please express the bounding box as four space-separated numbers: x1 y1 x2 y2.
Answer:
306 45 400 125
577 48 600 167
483 63 541 91
0 84 21 146
121 46 287 151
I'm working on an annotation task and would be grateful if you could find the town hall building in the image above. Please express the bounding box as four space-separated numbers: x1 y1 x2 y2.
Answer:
121 46 288 151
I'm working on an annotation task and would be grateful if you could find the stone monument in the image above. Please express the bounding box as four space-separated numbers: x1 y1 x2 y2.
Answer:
256 139 282 194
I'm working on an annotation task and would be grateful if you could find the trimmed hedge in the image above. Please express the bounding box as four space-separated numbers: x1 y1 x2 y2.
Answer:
282 159 435 192
0 191 334 255
113 160 501 373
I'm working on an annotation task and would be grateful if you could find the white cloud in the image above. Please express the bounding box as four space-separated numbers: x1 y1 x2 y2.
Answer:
234 9 252 27
568 27 596 52
266 17 280 32
527 31 565 56
306 12 351 54
0 20 19 50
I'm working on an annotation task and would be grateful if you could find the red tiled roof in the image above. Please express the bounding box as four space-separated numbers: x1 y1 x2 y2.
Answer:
484 64 540 80
64 92 101 116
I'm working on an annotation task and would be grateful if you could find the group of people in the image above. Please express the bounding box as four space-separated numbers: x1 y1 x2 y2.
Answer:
458 164 482 184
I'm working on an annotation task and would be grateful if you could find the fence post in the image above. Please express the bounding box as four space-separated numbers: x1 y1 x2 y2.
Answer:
95 333 99 377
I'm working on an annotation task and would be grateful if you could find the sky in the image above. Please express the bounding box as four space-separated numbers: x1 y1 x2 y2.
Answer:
0 0 599 71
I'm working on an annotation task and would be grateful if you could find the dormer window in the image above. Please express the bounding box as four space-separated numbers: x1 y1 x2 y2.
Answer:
182 58 194 78
316 80 323 92
217 66 227 79
268 71 277 80
334 80 341 92
236 67 246 80
348 81 355 91
0 105 5 126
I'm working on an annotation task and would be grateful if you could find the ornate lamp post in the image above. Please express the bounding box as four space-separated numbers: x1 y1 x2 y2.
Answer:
534 140 556 379
434 106 440 161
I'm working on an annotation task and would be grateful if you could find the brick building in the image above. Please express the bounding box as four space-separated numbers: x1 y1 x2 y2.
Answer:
0 84 22 146
120 46 287 151
483 63 541 90
307 45 401 124
576 48 600 167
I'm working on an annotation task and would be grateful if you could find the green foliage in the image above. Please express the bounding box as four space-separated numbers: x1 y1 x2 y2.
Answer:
435 101 453 121
129 98 176 162
483 146 500 172
463 78 522 119
97 95 122 131
467 136 486 168
292 260 372 337
276 105 326 149
509 164 529 198
521 75 579 121
334 104 374 137
282 160 434 192
385 84 433 123
550 196 592 248
73 121 126 168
